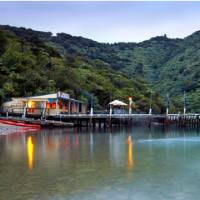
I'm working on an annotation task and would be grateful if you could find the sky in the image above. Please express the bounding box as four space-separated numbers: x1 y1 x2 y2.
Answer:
1 1 200 43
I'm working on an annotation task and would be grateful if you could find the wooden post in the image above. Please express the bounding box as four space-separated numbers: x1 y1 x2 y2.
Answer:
108 116 112 127
78 102 80 114
41 101 47 120
22 101 27 118
99 119 102 129
183 91 186 115
129 96 132 115
90 107 93 116
166 108 169 115
92 119 95 129
56 99 59 115
109 106 112 116
68 99 71 115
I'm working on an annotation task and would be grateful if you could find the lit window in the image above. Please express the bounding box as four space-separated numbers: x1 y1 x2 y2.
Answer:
28 101 36 108
47 102 56 109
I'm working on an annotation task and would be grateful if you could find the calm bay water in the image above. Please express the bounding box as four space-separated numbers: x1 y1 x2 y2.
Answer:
1 126 200 200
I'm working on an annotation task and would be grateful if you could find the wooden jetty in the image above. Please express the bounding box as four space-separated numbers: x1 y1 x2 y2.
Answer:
1 111 200 128
167 114 200 128
47 113 165 127
44 113 200 128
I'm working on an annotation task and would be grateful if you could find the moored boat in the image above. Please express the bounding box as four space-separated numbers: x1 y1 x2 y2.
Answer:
0 119 41 128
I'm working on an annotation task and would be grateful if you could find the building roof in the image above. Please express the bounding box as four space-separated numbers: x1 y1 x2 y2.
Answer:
26 93 85 104
109 100 127 106
27 93 58 99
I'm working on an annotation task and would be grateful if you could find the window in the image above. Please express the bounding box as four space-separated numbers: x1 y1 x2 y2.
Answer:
47 102 56 109
28 108 35 113
27 101 36 108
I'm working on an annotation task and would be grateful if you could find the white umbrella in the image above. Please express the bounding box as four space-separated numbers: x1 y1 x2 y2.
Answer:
109 100 127 106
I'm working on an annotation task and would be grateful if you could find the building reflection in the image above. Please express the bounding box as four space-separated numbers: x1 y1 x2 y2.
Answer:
27 136 34 170
89 132 94 158
75 134 79 146
127 135 134 170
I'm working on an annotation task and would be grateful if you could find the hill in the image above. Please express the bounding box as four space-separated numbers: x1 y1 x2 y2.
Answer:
49 29 200 113
0 25 164 113
1 25 200 113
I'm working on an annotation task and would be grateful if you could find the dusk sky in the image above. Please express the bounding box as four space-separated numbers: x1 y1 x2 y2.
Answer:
1 1 200 43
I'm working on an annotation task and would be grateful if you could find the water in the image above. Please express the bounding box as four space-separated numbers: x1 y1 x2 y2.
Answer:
0 126 200 200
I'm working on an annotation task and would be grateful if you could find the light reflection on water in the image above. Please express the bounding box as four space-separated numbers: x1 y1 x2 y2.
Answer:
127 135 134 170
0 127 200 200
27 136 34 170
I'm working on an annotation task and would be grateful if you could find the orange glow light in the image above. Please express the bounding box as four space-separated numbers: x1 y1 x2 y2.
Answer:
28 101 36 108
27 136 34 170
127 135 134 170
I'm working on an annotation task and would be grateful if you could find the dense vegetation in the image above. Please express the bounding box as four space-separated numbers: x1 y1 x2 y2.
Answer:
0 25 200 113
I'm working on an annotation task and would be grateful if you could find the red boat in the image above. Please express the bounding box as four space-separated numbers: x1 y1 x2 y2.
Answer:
0 119 41 128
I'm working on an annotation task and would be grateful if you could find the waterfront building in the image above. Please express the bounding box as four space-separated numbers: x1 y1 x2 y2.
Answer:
2 92 87 116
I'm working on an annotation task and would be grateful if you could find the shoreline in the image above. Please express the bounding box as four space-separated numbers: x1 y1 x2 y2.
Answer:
0 123 21 135
0 123 38 135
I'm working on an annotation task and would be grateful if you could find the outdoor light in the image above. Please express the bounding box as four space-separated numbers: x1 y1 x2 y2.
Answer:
27 101 33 108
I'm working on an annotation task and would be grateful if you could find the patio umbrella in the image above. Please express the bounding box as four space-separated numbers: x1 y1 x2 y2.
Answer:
109 100 127 106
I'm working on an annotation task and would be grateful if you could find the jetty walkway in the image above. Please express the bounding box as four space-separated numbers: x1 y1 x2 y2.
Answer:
45 113 200 127
1 111 200 127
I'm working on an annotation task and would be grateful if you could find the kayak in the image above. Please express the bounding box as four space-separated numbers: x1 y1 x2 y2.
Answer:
0 119 41 128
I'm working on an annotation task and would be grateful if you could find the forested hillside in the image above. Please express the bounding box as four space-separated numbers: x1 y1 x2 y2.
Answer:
0 25 200 113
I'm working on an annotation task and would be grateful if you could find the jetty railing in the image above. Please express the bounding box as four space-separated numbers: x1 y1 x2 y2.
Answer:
1 107 200 127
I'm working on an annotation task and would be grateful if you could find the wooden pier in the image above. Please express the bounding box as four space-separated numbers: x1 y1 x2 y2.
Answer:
1 110 200 128
167 114 200 128
47 113 165 128
43 113 200 128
